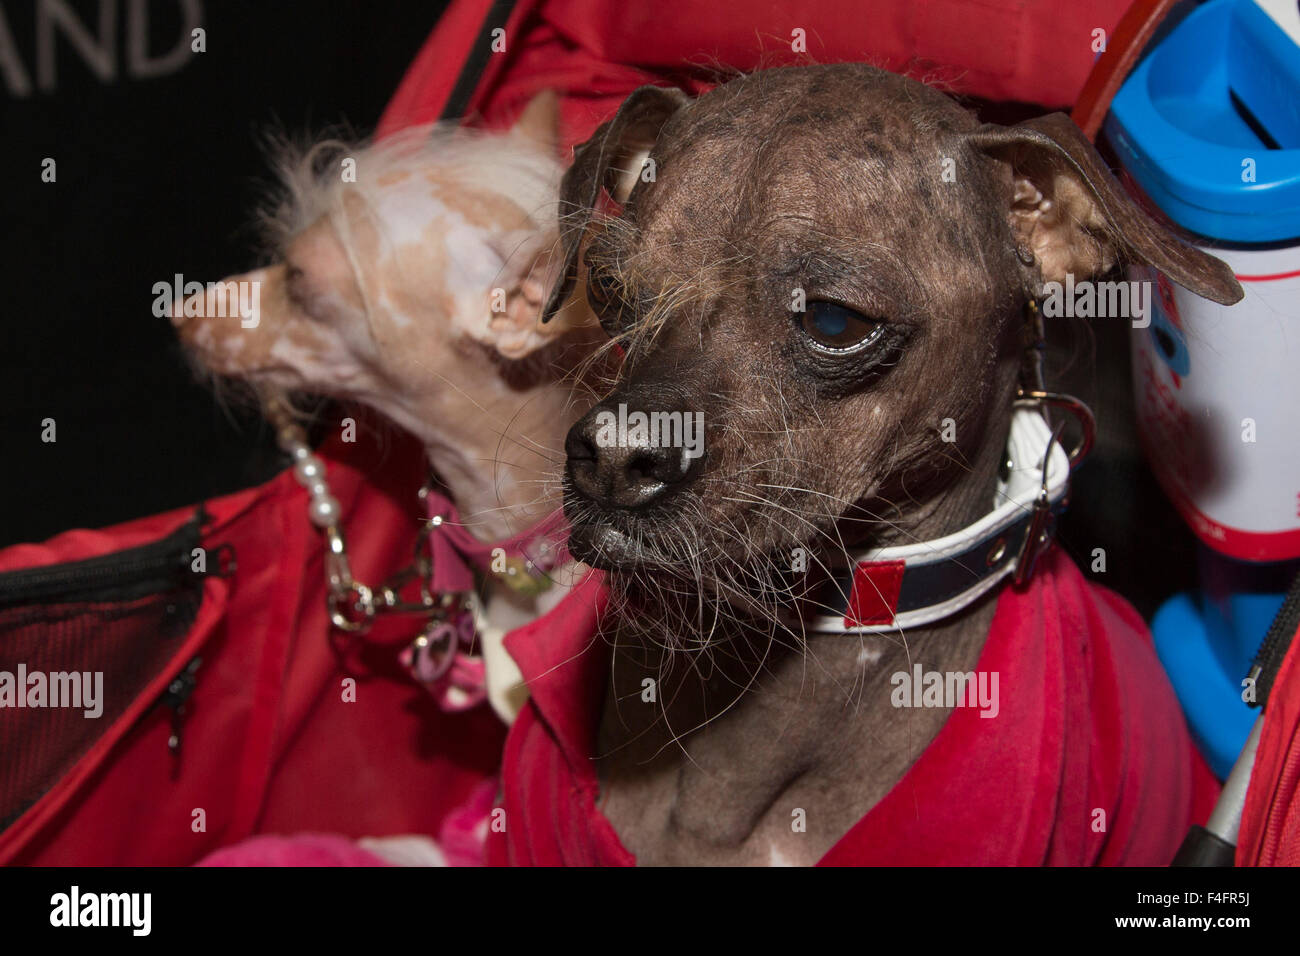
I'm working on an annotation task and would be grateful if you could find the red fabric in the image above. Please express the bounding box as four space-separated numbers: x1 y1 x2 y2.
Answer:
197 834 392 867
1236 620 1300 866
437 776 499 866
845 559 906 626
0 429 505 866
379 0 1132 150
488 549 1220 866
198 774 498 867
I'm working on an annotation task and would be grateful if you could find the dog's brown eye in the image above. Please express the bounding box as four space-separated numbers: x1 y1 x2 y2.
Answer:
799 301 884 351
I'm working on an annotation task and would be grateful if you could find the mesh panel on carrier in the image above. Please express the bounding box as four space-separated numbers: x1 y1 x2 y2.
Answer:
0 512 209 830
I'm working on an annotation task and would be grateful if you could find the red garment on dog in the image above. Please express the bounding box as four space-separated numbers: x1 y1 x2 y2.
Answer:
488 549 1219 866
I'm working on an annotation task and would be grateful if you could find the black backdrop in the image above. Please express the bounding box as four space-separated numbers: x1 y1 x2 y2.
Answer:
1 0 448 548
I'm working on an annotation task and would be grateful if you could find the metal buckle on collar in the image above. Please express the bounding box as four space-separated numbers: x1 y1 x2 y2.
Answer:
1013 389 1095 470
1009 389 1096 586
1012 420 1064 587
1008 294 1097 587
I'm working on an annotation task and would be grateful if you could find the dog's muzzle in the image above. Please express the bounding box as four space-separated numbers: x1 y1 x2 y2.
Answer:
562 400 706 568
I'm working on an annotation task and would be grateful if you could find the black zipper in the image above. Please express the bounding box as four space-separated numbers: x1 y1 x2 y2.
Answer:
160 655 204 757
0 506 235 758
1248 569 1300 710
0 507 228 609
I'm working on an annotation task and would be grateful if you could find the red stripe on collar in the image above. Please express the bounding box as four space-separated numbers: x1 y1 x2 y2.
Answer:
845 559 906 627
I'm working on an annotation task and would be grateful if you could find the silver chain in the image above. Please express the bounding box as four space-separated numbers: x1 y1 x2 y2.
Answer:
261 392 460 634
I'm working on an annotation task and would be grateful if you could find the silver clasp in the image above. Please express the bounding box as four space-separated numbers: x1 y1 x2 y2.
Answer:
1013 420 1067 587
1013 389 1096 471
325 524 376 632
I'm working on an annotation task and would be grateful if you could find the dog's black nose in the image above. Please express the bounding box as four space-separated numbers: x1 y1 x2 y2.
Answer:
566 405 699 509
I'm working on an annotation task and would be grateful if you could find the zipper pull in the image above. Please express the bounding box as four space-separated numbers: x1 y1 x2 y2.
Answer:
162 656 203 755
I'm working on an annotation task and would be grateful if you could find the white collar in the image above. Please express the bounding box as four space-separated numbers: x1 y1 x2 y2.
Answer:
806 406 1073 634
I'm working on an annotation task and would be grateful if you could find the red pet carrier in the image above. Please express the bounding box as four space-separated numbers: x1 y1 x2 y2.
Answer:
1235 575 1300 866
9 0 1274 867
0 431 503 865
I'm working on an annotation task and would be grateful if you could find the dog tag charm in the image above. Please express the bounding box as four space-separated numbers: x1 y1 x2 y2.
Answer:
400 604 487 712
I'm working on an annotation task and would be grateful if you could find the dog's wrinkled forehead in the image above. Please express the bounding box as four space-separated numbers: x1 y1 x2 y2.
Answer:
609 67 1008 307
549 62 1243 334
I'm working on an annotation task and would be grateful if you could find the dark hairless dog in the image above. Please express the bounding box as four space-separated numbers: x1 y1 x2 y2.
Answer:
540 64 1242 865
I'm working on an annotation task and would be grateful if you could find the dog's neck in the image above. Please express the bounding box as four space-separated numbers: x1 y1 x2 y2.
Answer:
597 380 1020 865
379 377 580 545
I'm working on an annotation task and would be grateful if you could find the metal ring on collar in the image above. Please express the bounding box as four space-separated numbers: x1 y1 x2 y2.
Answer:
1013 389 1096 469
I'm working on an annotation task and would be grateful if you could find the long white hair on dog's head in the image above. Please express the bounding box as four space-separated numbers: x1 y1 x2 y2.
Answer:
257 121 562 274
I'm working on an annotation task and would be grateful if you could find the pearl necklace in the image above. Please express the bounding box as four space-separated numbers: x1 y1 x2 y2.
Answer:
264 394 342 529
261 392 387 633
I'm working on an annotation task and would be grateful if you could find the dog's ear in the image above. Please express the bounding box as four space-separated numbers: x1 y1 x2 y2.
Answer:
539 84 689 325
968 112 1242 305
475 228 571 360
509 89 562 152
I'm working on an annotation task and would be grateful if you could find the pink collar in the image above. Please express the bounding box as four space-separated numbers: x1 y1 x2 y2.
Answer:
422 485 568 595
405 486 569 713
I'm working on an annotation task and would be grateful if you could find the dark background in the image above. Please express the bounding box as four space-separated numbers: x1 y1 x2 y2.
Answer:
1 0 448 548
